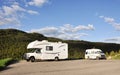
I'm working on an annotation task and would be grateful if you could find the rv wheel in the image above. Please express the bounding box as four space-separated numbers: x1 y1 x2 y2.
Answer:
30 57 35 62
26 59 30 62
55 57 59 61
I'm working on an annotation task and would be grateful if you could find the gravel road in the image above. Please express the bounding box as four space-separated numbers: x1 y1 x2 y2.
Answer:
0 60 120 75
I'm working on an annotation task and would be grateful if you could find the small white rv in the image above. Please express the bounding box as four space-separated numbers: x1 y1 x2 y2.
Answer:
23 40 68 62
85 48 106 60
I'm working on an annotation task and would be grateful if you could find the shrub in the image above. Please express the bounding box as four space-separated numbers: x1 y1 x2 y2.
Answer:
110 51 116 56
0 58 13 70
112 54 120 60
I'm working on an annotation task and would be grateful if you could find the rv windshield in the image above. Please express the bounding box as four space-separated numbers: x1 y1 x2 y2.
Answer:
29 48 41 53
35 49 41 53
95 51 103 54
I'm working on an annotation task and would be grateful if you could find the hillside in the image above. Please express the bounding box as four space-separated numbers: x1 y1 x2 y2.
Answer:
0 29 120 59
0 29 47 59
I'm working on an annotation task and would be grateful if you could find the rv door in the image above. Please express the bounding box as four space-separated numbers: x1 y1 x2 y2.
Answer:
34 49 42 59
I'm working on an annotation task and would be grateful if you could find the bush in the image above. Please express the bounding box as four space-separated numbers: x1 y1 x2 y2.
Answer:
110 51 116 56
105 52 109 57
0 58 13 70
112 54 120 59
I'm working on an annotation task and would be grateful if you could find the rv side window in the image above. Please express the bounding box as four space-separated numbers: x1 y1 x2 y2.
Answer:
46 46 53 51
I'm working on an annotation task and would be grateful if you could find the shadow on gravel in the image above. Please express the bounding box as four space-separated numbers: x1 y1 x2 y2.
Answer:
32 58 83 62
0 60 19 72
0 66 13 72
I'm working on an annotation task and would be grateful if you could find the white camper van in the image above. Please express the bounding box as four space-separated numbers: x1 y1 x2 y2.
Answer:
23 40 68 62
85 49 106 60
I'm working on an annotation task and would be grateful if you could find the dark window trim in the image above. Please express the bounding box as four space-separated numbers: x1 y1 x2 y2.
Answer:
46 46 53 51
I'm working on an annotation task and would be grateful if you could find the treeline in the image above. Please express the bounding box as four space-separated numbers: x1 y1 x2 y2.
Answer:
66 40 120 59
0 29 120 59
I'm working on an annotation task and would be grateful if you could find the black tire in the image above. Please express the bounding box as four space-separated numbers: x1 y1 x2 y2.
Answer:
30 57 35 62
55 57 59 61
26 59 30 62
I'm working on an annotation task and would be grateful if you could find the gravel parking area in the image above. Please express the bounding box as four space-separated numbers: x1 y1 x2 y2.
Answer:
0 60 120 75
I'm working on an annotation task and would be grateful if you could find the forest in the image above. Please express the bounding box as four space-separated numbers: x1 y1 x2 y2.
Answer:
0 29 120 59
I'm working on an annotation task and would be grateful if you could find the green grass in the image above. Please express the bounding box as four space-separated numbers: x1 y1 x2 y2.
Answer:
0 58 13 70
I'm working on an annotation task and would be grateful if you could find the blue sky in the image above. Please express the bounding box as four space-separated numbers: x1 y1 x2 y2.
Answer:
0 0 120 43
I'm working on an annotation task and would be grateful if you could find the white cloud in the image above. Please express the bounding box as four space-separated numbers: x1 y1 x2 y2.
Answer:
56 33 88 40
100 16 120 30
0 3 39 26
27 10 39 15
2 5 16 16
112 23 120 31
104 37 120 44
0 5 21 26
60 24 94 33
99 16 114 24
0 16 20 25
74 24 94 31
60 24 73 33
28 0 48 7
11 4 26 12
30 27 60 36
104 17 114 23
0 0 48 27
29 24 94 40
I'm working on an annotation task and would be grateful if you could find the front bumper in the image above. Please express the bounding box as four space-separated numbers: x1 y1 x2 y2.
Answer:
23 54 30 60
100 55 106 59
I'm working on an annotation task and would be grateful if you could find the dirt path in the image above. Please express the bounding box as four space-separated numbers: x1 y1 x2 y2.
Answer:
0 60 120 75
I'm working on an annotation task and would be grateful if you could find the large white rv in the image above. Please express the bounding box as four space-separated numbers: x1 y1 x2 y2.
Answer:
23 40 68 62
85 48 106 60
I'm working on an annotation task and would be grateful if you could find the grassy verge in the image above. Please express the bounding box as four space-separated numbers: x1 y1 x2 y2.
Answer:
0 58 13 70
112 54 120 60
